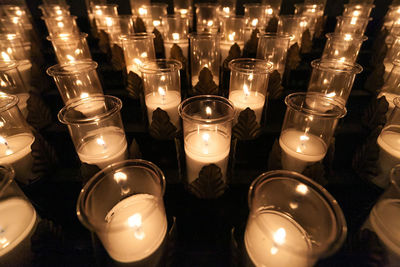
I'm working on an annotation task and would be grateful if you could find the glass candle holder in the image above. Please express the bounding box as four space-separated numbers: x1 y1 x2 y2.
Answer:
379 61 400 115
334 16 371 36
189 33 220 88
0 94 35 184
218 0 237 18
179 95 235 184
220 16 245 63
106 15 135 46
384 35 400 79
245 170 347 267
121 33 155 76
92 4 118 32
0 165 37 266
129 0 150 16
308 59 363 107
342 4 375 18
244 4 270 42
137 4 168 34
261 0 282 17
0 17 30 43
47 33 91 64
58 95 128 169
383 5 400 30
2 5 32 28
42 15 80 37
228 58 272 123
42 0 67 5
257 33 291 76
140 59 182 129
195 3 220 34
321 33 367 63
77 159 167 263
38 4 70 17
173 0 192 17
279 92 346 173
278 15 309 47
47 61 103 105
294 3 324 38
162 15 189 59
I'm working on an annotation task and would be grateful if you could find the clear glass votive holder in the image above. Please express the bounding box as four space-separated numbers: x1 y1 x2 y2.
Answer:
38 4 70 17
218 0 237 18
228 58 272 123
140 59 182 129
0 165 37 266
2 5 32 27
322 33 367 63
384 35 400 79
42 15 80 37
58 95 128 169
162 15 189 59
77 159 167 264
42 0 67 6
173 0 193 18
348 0 374 4
277 15 309 47
107 15 135 46
379 61 400 115
92 4 119 32
279 92 346 173
308 59 363 107
334 16 371 36
47 33 91 64
0 34 30 62
244 170 347 267
383 5 400 30
0 94 35 184
257 33 291 76
294 3 324 38
261 0 282 16
189 33 220 88
244 4 270 42
129 0 150 16
121 33 155 76
220 16 245 63
195 3 221 34
136 4 167 33
0 17 30 43
46 60 103 105
342 3 375 18
178 95 235 184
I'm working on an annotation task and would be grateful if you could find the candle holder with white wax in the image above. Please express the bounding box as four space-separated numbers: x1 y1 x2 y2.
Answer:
256 33 291 77
0 16 30 44
308 59 362 107
277 15 309 47
42 15 80 37
77 159 168 264
244 170 347 267
0 165 38 266
173 0 193 30
343 3 375 18
47 33 92 64
378 60 400 117
189 33 220 90
228 58 272 124
383 5 400 30
121 33 155 76
322 33 367 63
279 92 346 173
92 4 119 33
2 5 33 29
261 0 282 16
58 95 128 169
220 16 245 64
106 15 135 46
38 4 70 17
334 16 371 36
195 3 220 34
47 61 104 114
383 34 400 79
162 15 189 60
135 4 167 34
294 3 324 38
140 59 182 129
129 0 150 16
218 0 237 18
243 4 272 42
0 94 35 184
179 95 235 189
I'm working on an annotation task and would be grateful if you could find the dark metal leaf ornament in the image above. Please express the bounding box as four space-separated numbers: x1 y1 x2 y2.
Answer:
27 92 52 130
221 43 242 97
149 108 178 140
153 28 165 58
301 29 312 54
223 43 241 69
126 71 143 99
265 17 278 33
129 138 142 159
286 43 301 71
188 164 226 199
170 44 187 68
111 44 125 71
232 108 261 140
365 63 385 95
193 67 219 95
267 70 284 100
134 17 147 33
361 96 388 132
243 29 259 58
98 30 110 54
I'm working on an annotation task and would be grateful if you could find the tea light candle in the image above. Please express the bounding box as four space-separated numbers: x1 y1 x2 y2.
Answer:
101 193 167 263
229 85 265 123
245 210 311 267
279 129 327 173
184 131 230 183
145 88 181 128
164 33 189 59
0 198 37 264
77 127 128 169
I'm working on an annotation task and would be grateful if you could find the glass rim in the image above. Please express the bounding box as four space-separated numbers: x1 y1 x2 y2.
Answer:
248 170 347 258
390 164 400 192
139 59 182 73
76 159 166 232
141 3 168 8
325 32 368 41
38 4 70 10
120 32 155 41
195 3 221 8
46 60 98 77
41 14 77 20
228 58 273 74
0 93 19 113
278 14 308 20
311 59 363 74
178 95 235 124
294 3 324 8
285 92 347 118
258 32 292 40
58 95 122 125
0 33 23 42
0 59 19 71
46 32 88 41
343 3 375 8
221 15 244 20
243 3 270 8
0 165 15 198
90 3 118 8
336 15 373 21
188 32 221 40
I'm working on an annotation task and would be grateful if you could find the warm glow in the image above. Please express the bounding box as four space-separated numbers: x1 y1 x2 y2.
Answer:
96 137 106 146
296 184 308 194
153 20 161 27
105 17 113 27
300 21 308 27
326 92 336 97
353 10 360 17
350 17 357 25
133 58 142 65
202 133 210 143
266 8 273 15
5 149 12 155
1 52 11 62
80 92 89 98
251 18 258 27
0 237 9 249
207 20 214 27
6 34 16 40
6 48 12 55
344 34 352 41
0 80 7 87
270 246 278 255
228 32 236 41
57 22 64 28
158 87 166 96
12 17 19 24
160 75 166 81
179 9 188 15
0 136 6 144
140 52 147 58
76 80 83 86
172 33 180 41
222 7 230 14
206 106 212 116
338 57 346 62
273 228 286 245
128 213 145 240
114 171 127 183
16 10 22 16
138 7 148 16
300 135 309 141
66 55 75 62
95 9 103 16
243 84 250 96
75 49 82 55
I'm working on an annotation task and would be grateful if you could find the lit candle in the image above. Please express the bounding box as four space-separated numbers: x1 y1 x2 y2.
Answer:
0 52 31 89
245 210 311 267
229 84 265 123
100 193 167 263
164 33 189 59
279 129 327 173
77 127 128 169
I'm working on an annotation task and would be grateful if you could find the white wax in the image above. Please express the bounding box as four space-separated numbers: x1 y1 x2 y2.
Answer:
245 210 311 267
279 129 327 173
0 198 37 258
191 74 219 88
164 41 189 60
73 99 106 117
229 90 266 123
184 130 230 183
145 91 181 129
0 133 35 184
77 127 128 169
100 194 167 263
375 129 400 188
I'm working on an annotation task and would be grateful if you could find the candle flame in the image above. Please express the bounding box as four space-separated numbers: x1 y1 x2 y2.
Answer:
158 87 166 96
1 52 11 62
96 137 106 146
205 106 212 116
296 184 308 195
12 17 19 24
251 19 258 27
243 84 250 96
172 33 180 41
273 228 286 245
114 171 127 183
80 92 89 99
344 34 352 41
16 10 22 16
138 7 147 16
353 10 360 17
57 21 64 28
207 20 214 27
56 9 62 15
222 7 230 14
153 20 161 27
228 32 236 41
128 213 145 240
